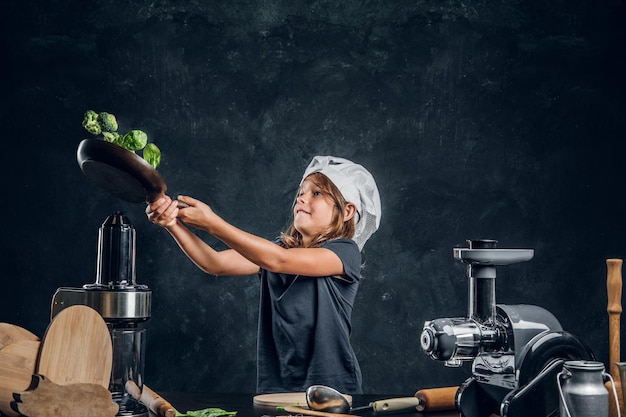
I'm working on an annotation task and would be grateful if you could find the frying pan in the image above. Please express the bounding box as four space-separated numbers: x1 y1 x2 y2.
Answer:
77 138 168 204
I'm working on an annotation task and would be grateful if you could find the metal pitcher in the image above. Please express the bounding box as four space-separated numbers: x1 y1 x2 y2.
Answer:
558 360 620 417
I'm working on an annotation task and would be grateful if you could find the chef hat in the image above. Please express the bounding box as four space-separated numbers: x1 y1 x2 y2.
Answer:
301 155 381 250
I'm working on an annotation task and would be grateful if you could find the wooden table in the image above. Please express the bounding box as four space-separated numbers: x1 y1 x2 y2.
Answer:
151 392 459 417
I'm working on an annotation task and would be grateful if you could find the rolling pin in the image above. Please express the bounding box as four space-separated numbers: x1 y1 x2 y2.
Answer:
125 381 176 417
414 386 458 412
606 258 624 417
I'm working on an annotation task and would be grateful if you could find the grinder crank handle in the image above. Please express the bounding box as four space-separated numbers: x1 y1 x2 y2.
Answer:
414 386 458 412
607 258 623 379
125 381 176 417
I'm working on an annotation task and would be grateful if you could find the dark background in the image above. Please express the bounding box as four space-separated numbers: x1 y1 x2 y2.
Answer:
2 0 626 396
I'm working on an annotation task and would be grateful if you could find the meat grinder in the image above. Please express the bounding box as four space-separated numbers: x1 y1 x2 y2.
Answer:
420 239 594 417
51 212 151 417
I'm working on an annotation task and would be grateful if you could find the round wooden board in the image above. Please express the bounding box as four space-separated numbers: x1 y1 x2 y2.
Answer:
253 392 352 407
0 323 39 350
36 305 112 388
0 340 40 417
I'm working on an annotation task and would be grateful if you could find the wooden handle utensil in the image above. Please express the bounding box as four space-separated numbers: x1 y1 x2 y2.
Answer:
606 258 624 417
125 381 176 417
414 386 458 412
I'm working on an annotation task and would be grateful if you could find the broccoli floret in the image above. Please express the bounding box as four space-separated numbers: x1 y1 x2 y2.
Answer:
102 131 122 145
142 143 161 168
82 110 101 135
121 129 148 151
98 112 118 133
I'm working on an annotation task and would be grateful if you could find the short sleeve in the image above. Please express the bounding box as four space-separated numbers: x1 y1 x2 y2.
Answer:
323 238 361 282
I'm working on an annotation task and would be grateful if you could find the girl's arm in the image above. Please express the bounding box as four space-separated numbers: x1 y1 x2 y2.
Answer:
146 197 260 276
155 195 346 277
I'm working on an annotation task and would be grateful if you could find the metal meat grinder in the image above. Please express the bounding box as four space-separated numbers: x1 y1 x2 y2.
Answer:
51 212 151 417
420 239 594 417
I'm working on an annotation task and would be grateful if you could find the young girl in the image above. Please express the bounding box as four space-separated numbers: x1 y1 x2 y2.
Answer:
145 155 381 394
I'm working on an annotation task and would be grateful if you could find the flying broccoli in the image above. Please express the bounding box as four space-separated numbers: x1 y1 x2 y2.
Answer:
98 112 118 133
102 131 122 144
121 129 148 151
82 110 163 168
82 110 101 135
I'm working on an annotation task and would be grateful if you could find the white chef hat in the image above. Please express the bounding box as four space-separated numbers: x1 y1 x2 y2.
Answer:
301 155 381 250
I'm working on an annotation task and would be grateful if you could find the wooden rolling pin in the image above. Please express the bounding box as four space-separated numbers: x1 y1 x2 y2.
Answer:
414 386 457 412
606 258 624 417
125 381 176 417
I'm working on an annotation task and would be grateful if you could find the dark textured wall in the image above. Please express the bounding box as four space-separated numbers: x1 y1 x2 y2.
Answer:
2 0 626 395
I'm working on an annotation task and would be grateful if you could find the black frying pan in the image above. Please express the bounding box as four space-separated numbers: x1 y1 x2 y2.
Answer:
77 138 167 204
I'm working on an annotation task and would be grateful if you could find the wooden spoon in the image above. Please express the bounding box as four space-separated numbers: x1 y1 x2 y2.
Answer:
36 304 112 388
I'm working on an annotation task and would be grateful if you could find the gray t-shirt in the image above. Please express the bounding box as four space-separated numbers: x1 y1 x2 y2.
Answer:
256 238 363 394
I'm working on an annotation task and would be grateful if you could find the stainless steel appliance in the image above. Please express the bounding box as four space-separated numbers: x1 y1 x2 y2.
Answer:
420 239 594 417
51 212 151 417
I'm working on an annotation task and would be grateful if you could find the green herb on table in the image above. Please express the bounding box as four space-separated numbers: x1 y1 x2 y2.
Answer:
175 407 237 417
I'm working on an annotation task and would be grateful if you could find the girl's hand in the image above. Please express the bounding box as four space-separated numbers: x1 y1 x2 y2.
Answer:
175 195 218 230
146 196 179 228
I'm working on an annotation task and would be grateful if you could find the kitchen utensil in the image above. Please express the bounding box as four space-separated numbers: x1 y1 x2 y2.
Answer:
253 392 347 407
77 138 165 203
283 405 355 417
414 386 458 412
306 385 457 414
306 385 353 413
607 259 624 417
36 304 113 388
77 138 188 207
0 340 40 417
0 323 39 349
126 381 176 417
12 374 118 417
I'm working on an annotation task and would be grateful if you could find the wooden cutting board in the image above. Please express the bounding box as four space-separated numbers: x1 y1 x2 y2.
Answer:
36 305 112 388
253 392 352 407
13 374 118 417
0 323 39 349
0 340 40 417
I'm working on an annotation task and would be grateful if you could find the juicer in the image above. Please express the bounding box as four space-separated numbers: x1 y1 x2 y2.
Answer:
420 239 594 417
51 212 151 417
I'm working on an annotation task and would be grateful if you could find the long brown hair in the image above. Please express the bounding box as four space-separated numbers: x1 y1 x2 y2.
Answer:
281 172 356 248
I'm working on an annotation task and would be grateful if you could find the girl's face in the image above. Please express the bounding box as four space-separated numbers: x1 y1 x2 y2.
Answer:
293 178 337 244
